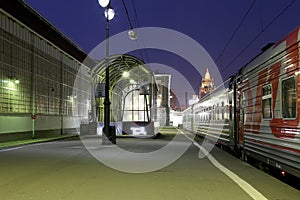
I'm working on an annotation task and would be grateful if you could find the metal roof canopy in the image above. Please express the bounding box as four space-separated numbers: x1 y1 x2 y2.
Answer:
92 54 154 92
91 54 157 124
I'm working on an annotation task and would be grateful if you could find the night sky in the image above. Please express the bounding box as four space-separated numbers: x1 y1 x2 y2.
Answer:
24 0 300 101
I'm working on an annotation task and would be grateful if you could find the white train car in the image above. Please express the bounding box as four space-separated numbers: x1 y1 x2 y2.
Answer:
182 26 300 178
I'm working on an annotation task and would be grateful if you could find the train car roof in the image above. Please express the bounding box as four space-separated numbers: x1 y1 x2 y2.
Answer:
239 26 300 76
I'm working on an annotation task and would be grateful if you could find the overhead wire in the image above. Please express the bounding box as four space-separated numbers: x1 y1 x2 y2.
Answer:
131 0 150 64
220 0 297 75
121 0 149 63
258 0 264 32
121 0 134 29
216 0 257 63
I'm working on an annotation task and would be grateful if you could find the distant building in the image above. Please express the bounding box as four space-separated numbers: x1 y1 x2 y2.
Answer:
180 105 187 111
199 68 214 98
189 94 199 105
169 110 183 127
0 0 94 141
170 89 180 111
155 74 171 126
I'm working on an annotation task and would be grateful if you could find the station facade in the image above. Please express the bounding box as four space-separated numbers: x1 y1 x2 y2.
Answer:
0 0 93 141
0 0 171 141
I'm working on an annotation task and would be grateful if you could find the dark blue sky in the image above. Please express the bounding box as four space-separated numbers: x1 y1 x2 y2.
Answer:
24 0 300 99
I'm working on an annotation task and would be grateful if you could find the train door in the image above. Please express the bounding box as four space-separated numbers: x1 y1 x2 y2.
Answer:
232 80 241 149
228 86 236 147
238 92 245 149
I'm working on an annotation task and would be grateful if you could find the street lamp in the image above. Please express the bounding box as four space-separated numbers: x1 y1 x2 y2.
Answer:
128 29 137 40
98 0 138 144
98 0 109 8
98 0 116 144
104 7 115 20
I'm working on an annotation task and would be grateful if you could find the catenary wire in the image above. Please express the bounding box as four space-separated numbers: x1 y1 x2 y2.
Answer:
220 0 297 76
131 0 150 64
121 0 149 63
216 0 257 63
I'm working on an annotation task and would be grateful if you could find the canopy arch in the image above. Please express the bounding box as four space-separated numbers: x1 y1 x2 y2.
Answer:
91 54 157 124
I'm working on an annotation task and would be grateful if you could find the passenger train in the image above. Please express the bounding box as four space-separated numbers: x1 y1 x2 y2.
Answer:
182 26 300 178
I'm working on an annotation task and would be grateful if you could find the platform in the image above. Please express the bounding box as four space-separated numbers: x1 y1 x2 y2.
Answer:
0 128 299 200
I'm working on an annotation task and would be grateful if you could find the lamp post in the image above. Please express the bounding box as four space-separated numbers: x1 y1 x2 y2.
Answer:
98 0 138 144
98 0 116 144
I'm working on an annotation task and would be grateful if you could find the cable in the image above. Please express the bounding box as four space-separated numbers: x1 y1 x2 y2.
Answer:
259 0 264 32
131 0 141 29
216 0 257 63
121 0 134 29
131 0 150 64
120 0 148 63
221 0 297 75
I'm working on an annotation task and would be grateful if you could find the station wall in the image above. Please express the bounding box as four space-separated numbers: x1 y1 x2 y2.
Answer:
0 8 91 141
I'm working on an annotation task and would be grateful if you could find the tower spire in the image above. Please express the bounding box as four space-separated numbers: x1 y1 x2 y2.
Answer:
199 68 214 98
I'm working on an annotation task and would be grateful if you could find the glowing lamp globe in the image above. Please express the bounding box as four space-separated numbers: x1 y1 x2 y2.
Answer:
122 71 129 78
128 29 138 40
98 0 110 8
104 8 115 20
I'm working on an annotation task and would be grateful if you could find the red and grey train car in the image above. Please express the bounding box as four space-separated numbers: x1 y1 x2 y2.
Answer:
182 26 300 178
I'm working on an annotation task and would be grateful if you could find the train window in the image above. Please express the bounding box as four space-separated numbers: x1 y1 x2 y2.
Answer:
262 85 272 119
216 104 219 120
221 101 225 120
282 77 296 119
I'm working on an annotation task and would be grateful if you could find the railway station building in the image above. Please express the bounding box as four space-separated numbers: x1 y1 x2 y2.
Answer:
0 0 162 142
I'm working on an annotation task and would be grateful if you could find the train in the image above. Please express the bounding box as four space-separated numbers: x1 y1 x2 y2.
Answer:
182 26 300 178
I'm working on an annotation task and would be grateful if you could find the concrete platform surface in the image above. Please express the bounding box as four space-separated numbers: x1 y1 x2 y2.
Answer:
0 128 299 200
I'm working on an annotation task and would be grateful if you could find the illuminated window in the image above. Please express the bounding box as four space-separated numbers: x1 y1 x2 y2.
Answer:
282 77 296 119
221 101 225 120
0 11 92 119
262 84 272 119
